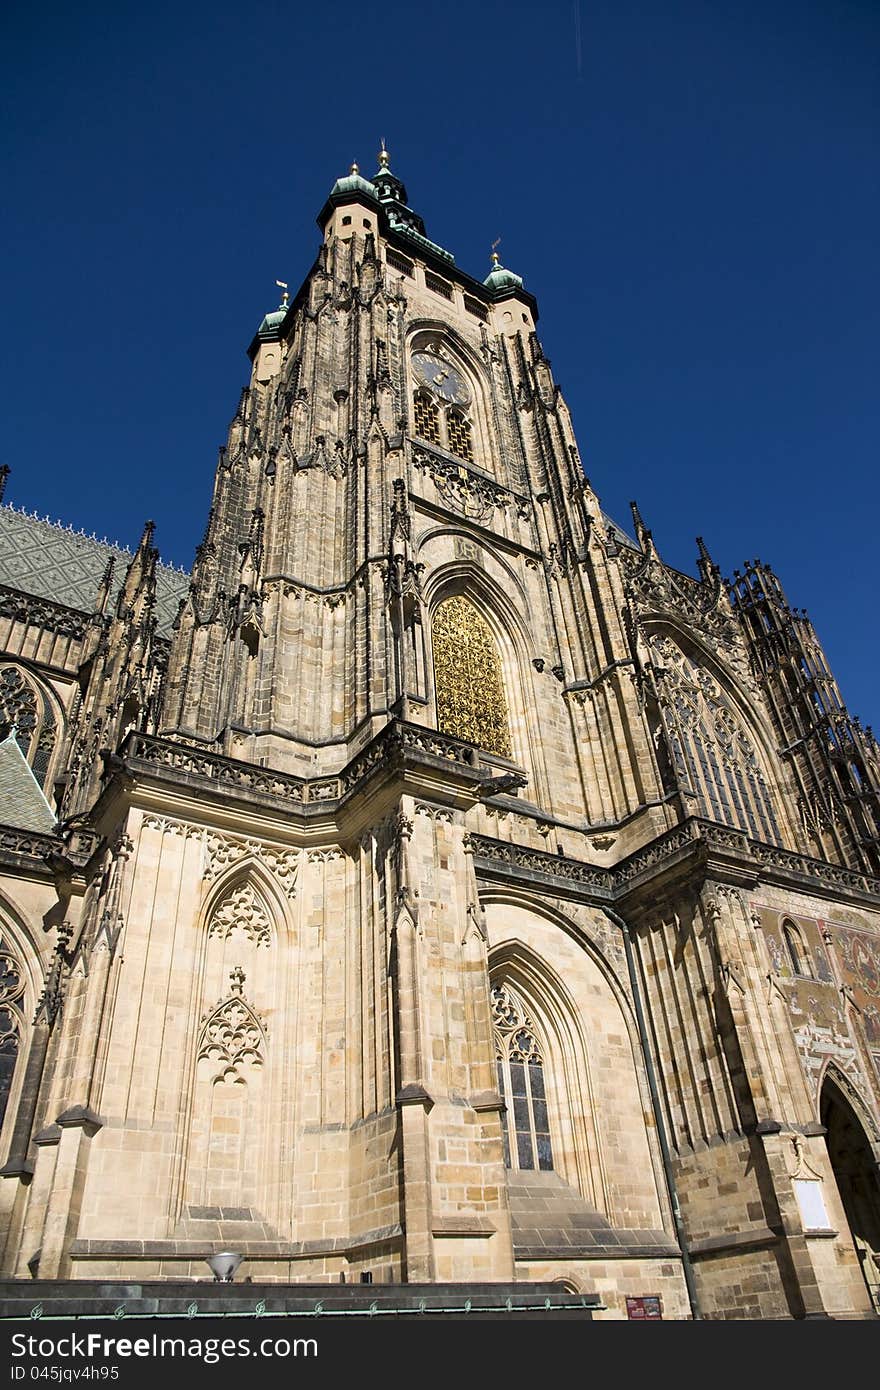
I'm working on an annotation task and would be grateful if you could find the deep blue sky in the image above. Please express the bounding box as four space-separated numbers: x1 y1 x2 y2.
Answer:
3 1 878 725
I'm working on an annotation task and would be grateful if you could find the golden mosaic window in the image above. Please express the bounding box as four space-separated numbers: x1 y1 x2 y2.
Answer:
432 596 511 757
446 409 473 462
413 391 440 446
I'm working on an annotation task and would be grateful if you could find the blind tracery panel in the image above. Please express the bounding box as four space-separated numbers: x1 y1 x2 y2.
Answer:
650 634 782 844
432 596 512 757
491 981 553 1172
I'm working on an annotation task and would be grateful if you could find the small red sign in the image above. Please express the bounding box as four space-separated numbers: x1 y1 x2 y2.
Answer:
626 1295 663 1320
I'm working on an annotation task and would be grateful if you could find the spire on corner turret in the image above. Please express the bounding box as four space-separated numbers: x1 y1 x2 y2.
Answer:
483 239 524 296
253 281 290 343
366 143 455 264
372 141 415 220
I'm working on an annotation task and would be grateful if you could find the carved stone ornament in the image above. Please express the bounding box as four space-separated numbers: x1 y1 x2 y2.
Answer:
198 970 266 1084
141 817 299 898
413 445 513 524
208 883 272 947
490 981 544 1062
204 832 299 898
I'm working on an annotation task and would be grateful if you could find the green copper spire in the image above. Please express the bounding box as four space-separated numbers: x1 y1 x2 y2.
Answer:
254 280 290 340
370 143 455 264
483 243 524 295
329 160 380 202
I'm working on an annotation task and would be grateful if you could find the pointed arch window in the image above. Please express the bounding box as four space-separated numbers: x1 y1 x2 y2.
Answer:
491 981 553 1172
0 665 58 791
432 596 511 757
782 919 812 978
411 341 477 464
649 634 782 845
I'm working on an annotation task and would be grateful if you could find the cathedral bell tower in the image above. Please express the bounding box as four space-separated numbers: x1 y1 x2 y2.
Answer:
3 151 878 1320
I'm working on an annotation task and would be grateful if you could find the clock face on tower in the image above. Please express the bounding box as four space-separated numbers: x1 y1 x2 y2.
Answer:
412 350 471 406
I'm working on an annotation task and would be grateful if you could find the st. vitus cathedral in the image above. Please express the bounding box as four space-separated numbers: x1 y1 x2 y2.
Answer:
0 151 879 1320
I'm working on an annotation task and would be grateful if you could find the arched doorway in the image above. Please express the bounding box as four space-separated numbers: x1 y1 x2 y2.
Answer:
820 1074 880 1312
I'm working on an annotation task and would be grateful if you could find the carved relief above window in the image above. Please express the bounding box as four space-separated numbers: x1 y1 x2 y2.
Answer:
432 596 511 757
649 633 782 845
208 883 272 948
411 339 475 464
0 935 25 1135
0 665 58 790
491 981 553 1172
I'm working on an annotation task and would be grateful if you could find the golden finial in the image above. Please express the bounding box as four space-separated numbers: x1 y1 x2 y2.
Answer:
491 237 501 268
350 161 359 175
378 138 390 170
275 279 289 307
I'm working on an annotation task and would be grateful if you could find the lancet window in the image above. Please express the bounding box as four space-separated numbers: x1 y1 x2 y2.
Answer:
432 596 511 757
649 634 782 844
782 920 812 979
491 981 553 1172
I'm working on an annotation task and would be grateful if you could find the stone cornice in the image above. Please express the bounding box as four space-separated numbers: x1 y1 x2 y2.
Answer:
0 822 63 877
470 819 880 913
105 736 880 910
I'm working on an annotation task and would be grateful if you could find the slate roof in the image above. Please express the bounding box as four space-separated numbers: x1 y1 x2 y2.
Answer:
601 511 638 551
0 733 57 833
0 505 190 638
0 503 632 645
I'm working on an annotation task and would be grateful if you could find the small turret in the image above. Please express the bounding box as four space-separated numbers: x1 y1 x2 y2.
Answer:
483 247 524 296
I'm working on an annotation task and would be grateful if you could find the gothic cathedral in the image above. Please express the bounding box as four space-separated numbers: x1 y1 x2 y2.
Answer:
0 151 879 1319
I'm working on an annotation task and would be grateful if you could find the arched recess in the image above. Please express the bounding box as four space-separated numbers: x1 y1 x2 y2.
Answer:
781 919 812 979
0 897 44 1164
819 1066 880 1311
0 663 65 794
407 325 496 471
176 860 290 1227
423 562 538 781
485 899 666 1230
643 625 790 846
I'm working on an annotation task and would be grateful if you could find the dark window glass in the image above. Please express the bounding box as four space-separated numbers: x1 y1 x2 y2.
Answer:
517 1132 534 1170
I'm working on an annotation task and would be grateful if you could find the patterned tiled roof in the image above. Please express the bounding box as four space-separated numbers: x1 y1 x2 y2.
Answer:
0 733 57 833
0 505 190 638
